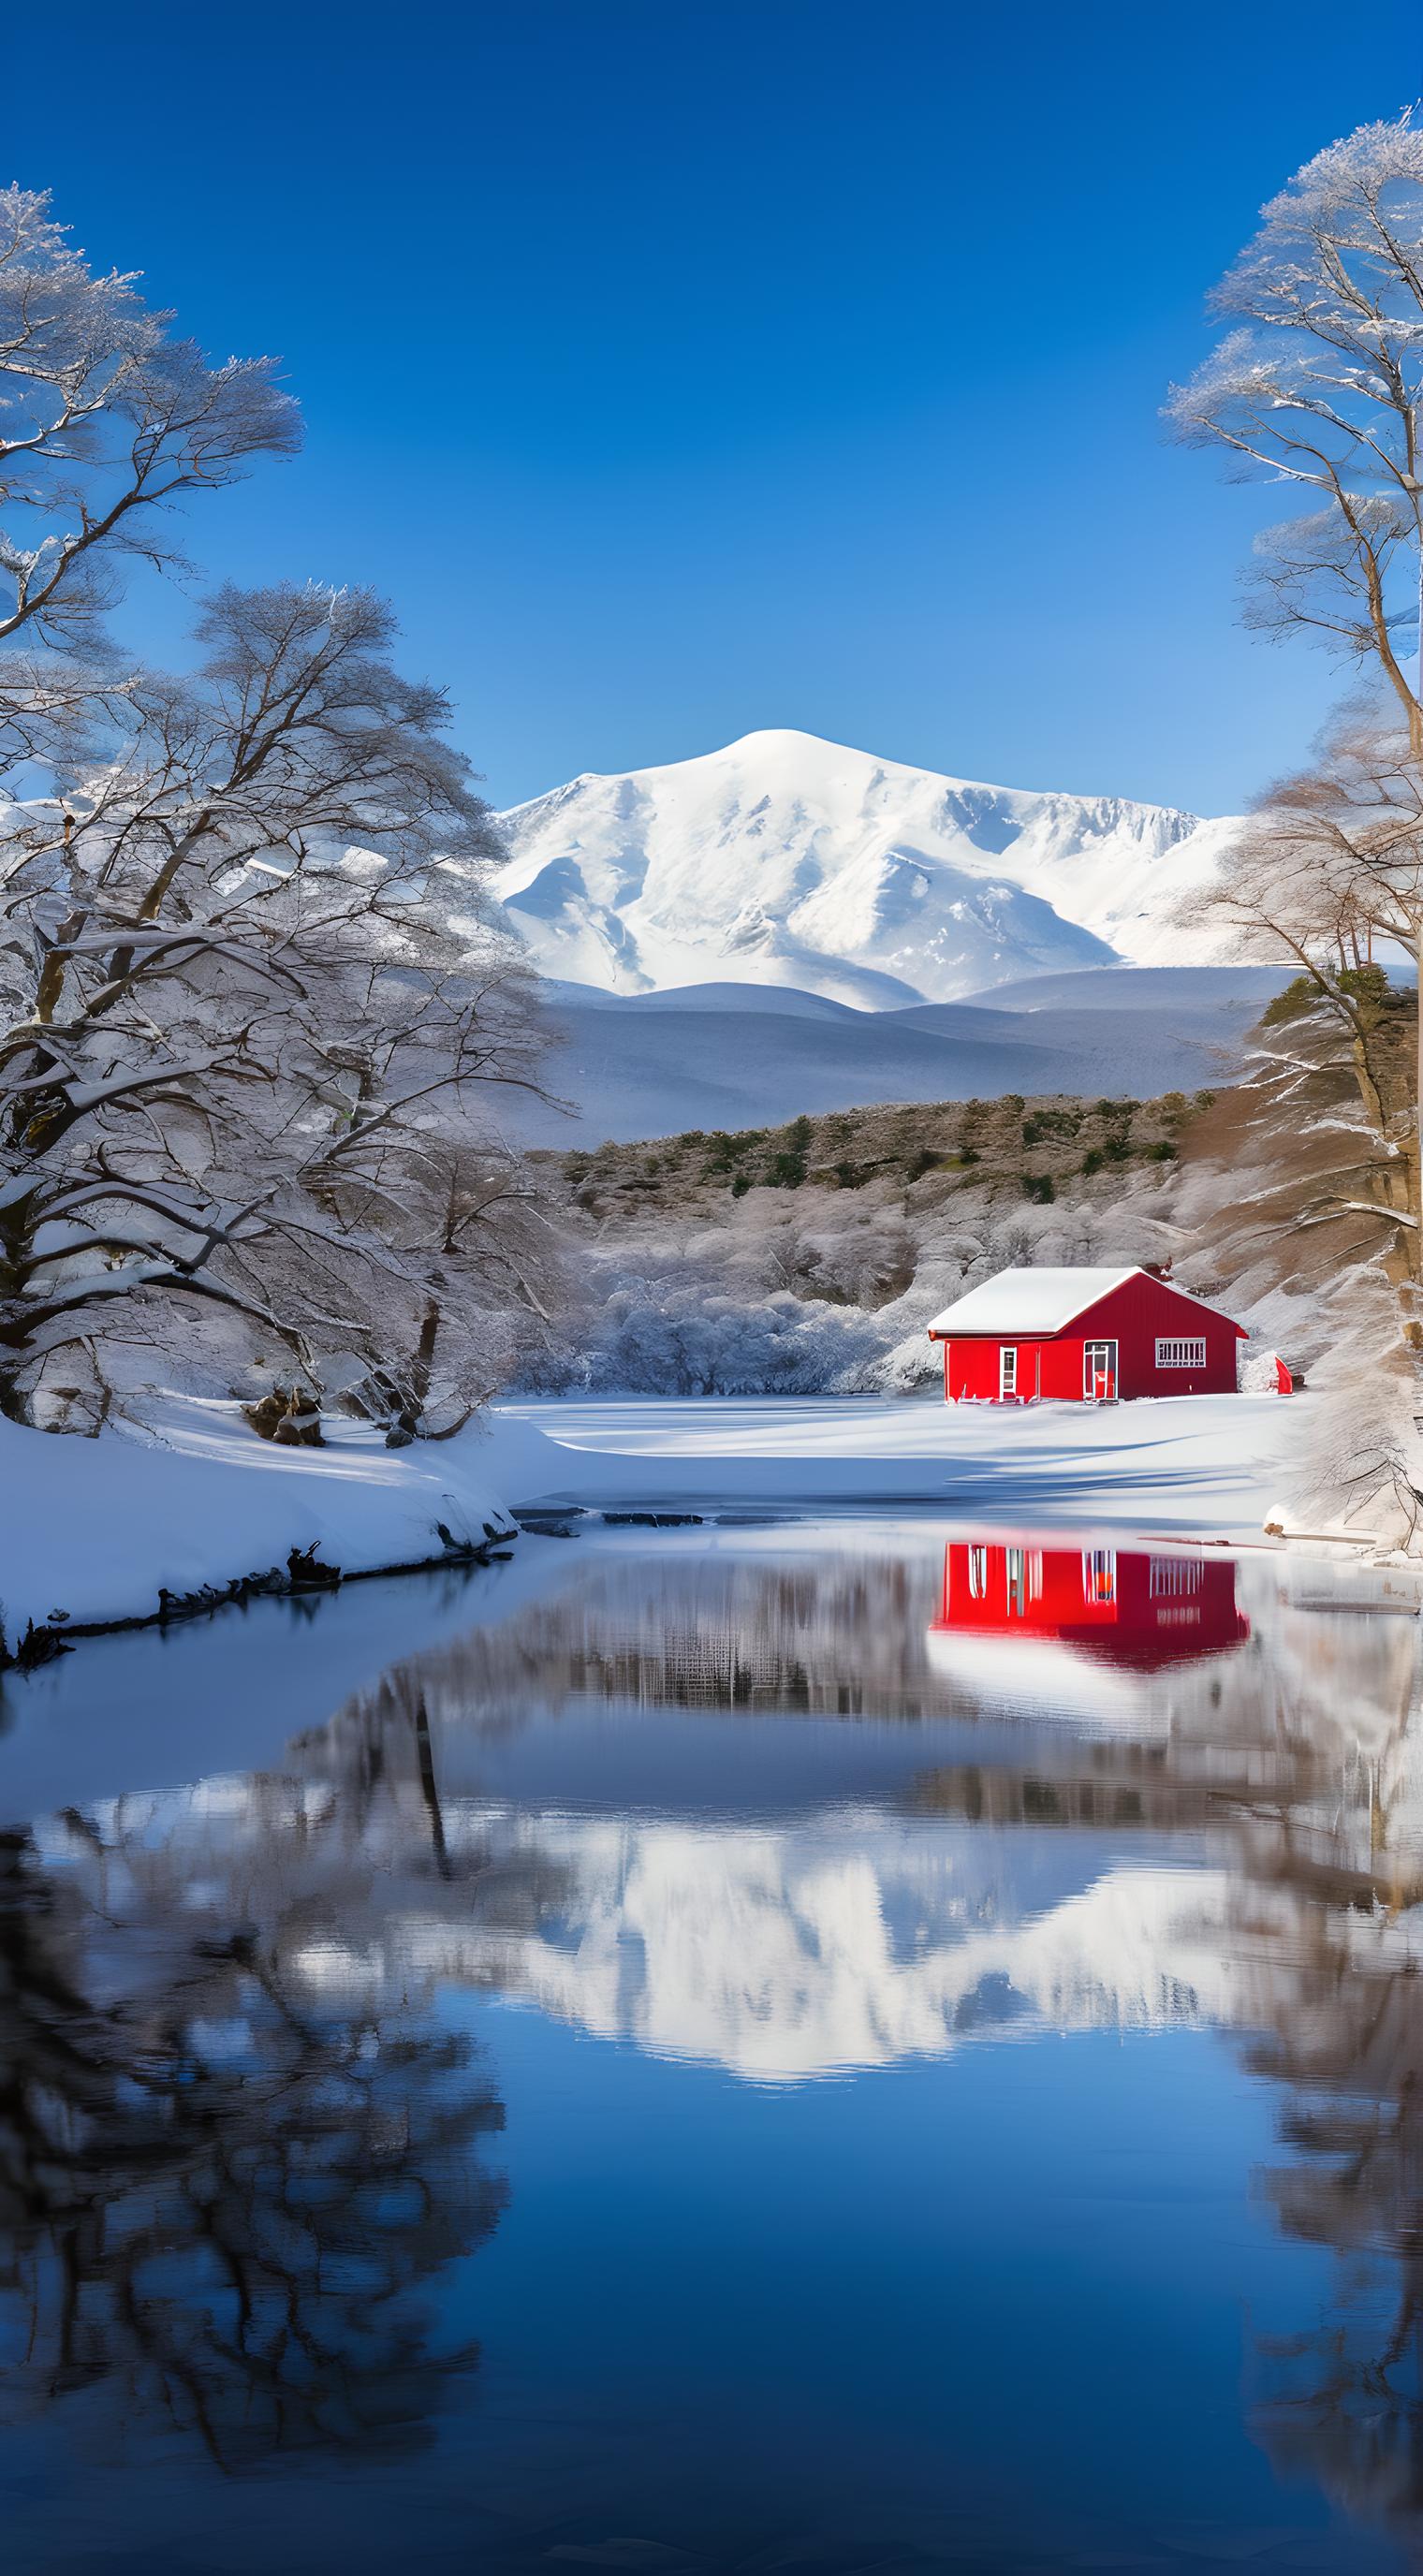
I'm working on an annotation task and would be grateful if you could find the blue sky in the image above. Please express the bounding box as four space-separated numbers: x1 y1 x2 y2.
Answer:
11 0 1423 814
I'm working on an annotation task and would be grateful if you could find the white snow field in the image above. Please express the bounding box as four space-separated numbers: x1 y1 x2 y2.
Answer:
511 964 1289 1145
495 728 1243 1006
497 1394 1301 1533
0 1393 1301 1640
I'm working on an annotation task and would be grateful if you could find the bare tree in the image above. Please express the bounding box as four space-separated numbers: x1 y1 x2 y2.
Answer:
1184 718 1423 1281
1168 119 1423 1509
0 184 300 655
327 1134 560 1442
0 581 550 1426
1167 115 1423 749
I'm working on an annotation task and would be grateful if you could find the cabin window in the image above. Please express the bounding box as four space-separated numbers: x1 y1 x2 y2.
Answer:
1002 1549 1042 1614
999 1345 1018 1397
1082 1548 1117 1606
967 1544 989 1598
1155 1337 1207 1368
1149 1556 1202 1597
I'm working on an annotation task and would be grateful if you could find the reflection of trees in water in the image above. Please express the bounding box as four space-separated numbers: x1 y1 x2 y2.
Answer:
1244 1959 1423 2539
906 1567 1423 2554
326 1553 947 1725
318 1553 1423 2550
439 1544 1423 2548
9 1539 1423 2525
0 1670 579 2472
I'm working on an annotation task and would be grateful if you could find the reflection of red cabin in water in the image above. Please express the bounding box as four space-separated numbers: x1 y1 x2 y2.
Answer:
931 1541 1251 1675
926 1266 1246 1403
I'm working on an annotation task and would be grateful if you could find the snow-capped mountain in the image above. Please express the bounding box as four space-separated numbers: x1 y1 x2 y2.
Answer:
494 729 1240 1008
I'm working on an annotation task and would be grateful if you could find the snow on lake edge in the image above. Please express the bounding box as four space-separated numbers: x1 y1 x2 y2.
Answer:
0 1393 1303 1638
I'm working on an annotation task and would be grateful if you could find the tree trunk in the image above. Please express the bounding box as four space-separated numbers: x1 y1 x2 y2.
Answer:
1416 921 1423 1275
388 1299 441 1442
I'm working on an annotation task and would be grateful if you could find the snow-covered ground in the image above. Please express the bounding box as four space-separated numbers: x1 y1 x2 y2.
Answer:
0 1391 1302 1644
499 1393 1301 1532
0 1402 526 1641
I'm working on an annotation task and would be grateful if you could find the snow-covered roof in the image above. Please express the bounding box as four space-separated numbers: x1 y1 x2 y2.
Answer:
926 1266 1143 1338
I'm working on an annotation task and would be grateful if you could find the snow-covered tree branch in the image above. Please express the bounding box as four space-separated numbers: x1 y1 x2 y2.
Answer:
1181 714 1423 1283
0 581 553 1431
1167 114 1423 751
0 185 300 657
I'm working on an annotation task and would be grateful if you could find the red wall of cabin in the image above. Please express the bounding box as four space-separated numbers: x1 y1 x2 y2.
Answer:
946 1338 1080 1401
936 1274 1243 1402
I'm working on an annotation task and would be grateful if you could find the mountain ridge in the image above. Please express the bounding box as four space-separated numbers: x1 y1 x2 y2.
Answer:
494 727 1239 1007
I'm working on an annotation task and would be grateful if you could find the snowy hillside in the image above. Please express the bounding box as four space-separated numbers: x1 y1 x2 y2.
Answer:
495 729 1240 1006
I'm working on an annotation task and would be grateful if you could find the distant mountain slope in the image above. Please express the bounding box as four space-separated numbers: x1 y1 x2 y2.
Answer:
507 967 1285 1147
953 964 1292 1015
495 729 1239 1006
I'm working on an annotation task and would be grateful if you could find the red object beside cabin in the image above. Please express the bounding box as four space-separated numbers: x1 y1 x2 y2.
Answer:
925 1265 1246 1403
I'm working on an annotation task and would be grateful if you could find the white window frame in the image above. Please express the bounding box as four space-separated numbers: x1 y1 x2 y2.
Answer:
999 1548 1042 1614
999 1345 1018 1398
1155 1336 1207 1369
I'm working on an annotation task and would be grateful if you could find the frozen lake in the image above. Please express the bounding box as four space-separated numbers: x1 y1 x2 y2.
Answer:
0 1508 1417 2572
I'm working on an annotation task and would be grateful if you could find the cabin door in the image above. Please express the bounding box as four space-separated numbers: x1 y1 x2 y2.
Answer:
1083 1339 1118 1402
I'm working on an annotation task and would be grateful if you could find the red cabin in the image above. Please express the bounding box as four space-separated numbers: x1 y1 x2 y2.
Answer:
926 1266 1245 1404
929 1540 1251 1677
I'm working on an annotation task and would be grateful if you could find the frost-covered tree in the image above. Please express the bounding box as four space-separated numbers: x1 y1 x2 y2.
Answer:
1170 118 1423 1515
520 1149 1182 1401
0 184 300 656
1167 114 1423 747
1183 718 1423 1277
326 1133 557 1442
0 581 547 1427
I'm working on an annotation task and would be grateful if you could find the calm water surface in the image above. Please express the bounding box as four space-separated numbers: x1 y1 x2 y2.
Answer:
0 1519 1419 2574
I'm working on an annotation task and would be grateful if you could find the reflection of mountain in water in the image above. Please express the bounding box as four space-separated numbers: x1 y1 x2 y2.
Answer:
250 1539 1418 2087
301 1534 1423 2548
402 1814 1241 2079
9 1535 1401 2093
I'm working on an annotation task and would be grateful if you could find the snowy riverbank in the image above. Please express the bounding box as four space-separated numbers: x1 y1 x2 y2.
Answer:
0 1391 1306 1646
